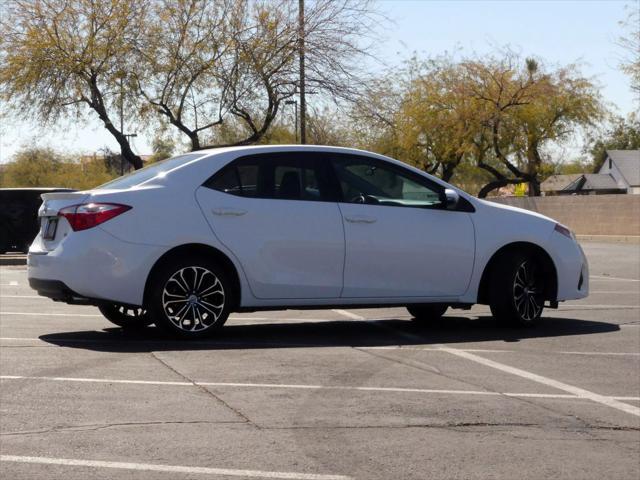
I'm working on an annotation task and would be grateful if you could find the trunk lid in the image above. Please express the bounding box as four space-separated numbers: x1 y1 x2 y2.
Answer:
35 191 91 252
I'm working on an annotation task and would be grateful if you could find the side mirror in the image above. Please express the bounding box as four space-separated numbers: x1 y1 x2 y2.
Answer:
444 188 459 210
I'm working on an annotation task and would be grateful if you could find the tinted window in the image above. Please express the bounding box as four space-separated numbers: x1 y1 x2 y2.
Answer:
332 156 443 208
205 153 329 201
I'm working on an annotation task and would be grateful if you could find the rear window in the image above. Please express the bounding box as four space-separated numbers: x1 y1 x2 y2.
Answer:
96 153 203 190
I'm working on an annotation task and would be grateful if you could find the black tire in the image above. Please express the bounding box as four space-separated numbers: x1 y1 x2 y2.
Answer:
98 304 152 329
407 304 448 322
489 251 545 326
146 255 233 339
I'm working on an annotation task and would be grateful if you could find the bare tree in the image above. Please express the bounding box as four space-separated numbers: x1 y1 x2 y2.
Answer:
135 0 382 150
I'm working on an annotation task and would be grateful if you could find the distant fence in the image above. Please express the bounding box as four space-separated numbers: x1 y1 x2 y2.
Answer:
488 194 640 236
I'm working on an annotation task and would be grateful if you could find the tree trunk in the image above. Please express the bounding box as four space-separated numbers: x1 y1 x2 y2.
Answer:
478 178 526 198
87 78 143 170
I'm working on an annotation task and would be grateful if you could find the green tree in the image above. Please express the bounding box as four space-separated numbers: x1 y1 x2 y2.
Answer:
148 136 176 163
588 113 640 170
618 3 640 95
0 0 148 169
0 147 115 189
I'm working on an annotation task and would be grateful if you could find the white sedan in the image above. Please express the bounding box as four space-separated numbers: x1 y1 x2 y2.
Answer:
28 146 588 338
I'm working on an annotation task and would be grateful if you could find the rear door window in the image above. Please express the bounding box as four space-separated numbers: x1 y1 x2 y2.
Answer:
204 153 332 202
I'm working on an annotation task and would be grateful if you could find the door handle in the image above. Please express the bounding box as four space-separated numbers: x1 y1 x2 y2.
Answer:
212 207 247 216
344 215 377 224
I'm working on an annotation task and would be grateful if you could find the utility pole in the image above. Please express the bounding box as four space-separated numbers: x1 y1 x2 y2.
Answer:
298 0 306 144
120 76 124 175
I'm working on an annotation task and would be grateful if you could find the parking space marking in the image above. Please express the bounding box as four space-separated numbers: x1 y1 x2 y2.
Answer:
0 281 19 286
363 346 640 357
331 309 365 320
2 375 637 402
1 337 637 358
0 311 103 317
591 275 640 282
558 304 639 309
0 295 43 299
438 347 640 417
0 455 352 480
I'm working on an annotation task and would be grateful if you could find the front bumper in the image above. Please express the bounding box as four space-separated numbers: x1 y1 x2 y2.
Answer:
549 233 589 301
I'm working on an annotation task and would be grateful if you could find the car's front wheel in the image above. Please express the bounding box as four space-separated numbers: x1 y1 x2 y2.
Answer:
489 252 545 326
147 256 232 339
98 304 152 329
407 304 448 322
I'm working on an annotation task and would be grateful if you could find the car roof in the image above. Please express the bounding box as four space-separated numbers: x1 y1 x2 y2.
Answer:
193 144 379 158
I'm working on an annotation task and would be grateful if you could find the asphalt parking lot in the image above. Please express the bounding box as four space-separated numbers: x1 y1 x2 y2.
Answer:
1 241 639 480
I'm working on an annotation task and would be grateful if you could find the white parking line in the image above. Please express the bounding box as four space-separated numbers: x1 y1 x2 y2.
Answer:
0 295 43 299
591 275 640 282
0 311 102 317
438 347 640 417
558 304 639 309
0 455 351 480
2 375 637 402
1 337 637 358
0 281 19 286
331 309 365 320
363 346 640 357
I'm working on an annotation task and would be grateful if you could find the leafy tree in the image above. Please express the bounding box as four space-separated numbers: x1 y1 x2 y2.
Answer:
618 2 640 94
454 54 604 197
0 147 115 189
352 53 604 196
0 0 148 169
588 113 640 170
396 57 480 182
148 136 176 163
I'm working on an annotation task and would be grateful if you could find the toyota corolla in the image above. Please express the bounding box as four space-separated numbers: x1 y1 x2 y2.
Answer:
28 145 588 338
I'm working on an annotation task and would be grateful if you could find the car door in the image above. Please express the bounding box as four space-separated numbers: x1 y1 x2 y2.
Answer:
195 152 345 300
330 154 475 298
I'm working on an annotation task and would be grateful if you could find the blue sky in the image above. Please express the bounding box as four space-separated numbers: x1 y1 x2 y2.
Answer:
0 0 637 163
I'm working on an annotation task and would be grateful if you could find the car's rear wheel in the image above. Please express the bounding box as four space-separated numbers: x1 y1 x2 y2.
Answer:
147 256 232 339
98 304 152 329
489 252 545 326
407 304 448 322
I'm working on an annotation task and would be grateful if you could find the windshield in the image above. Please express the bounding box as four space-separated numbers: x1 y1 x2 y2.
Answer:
95 153 204 190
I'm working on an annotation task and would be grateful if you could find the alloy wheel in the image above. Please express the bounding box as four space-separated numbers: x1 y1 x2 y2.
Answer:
114 304 146 318
161 266 225 332
512 260 544 322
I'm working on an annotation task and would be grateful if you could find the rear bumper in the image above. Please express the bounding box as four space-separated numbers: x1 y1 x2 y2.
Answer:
28 278 93 304
28 227 164 306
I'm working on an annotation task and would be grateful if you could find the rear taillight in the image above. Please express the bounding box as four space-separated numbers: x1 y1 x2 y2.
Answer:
59 203 131 231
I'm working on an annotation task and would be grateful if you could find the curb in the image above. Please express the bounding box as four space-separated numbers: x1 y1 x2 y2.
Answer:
0 255 27 266
576 235 640 244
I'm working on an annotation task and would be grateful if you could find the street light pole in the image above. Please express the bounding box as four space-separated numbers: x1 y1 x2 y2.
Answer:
285 100 298 143
298 0 306 144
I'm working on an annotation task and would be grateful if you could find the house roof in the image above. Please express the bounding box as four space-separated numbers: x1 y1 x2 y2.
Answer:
607 150 640 186
544 173 625 193
580 173 622 190
541 174 582 192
